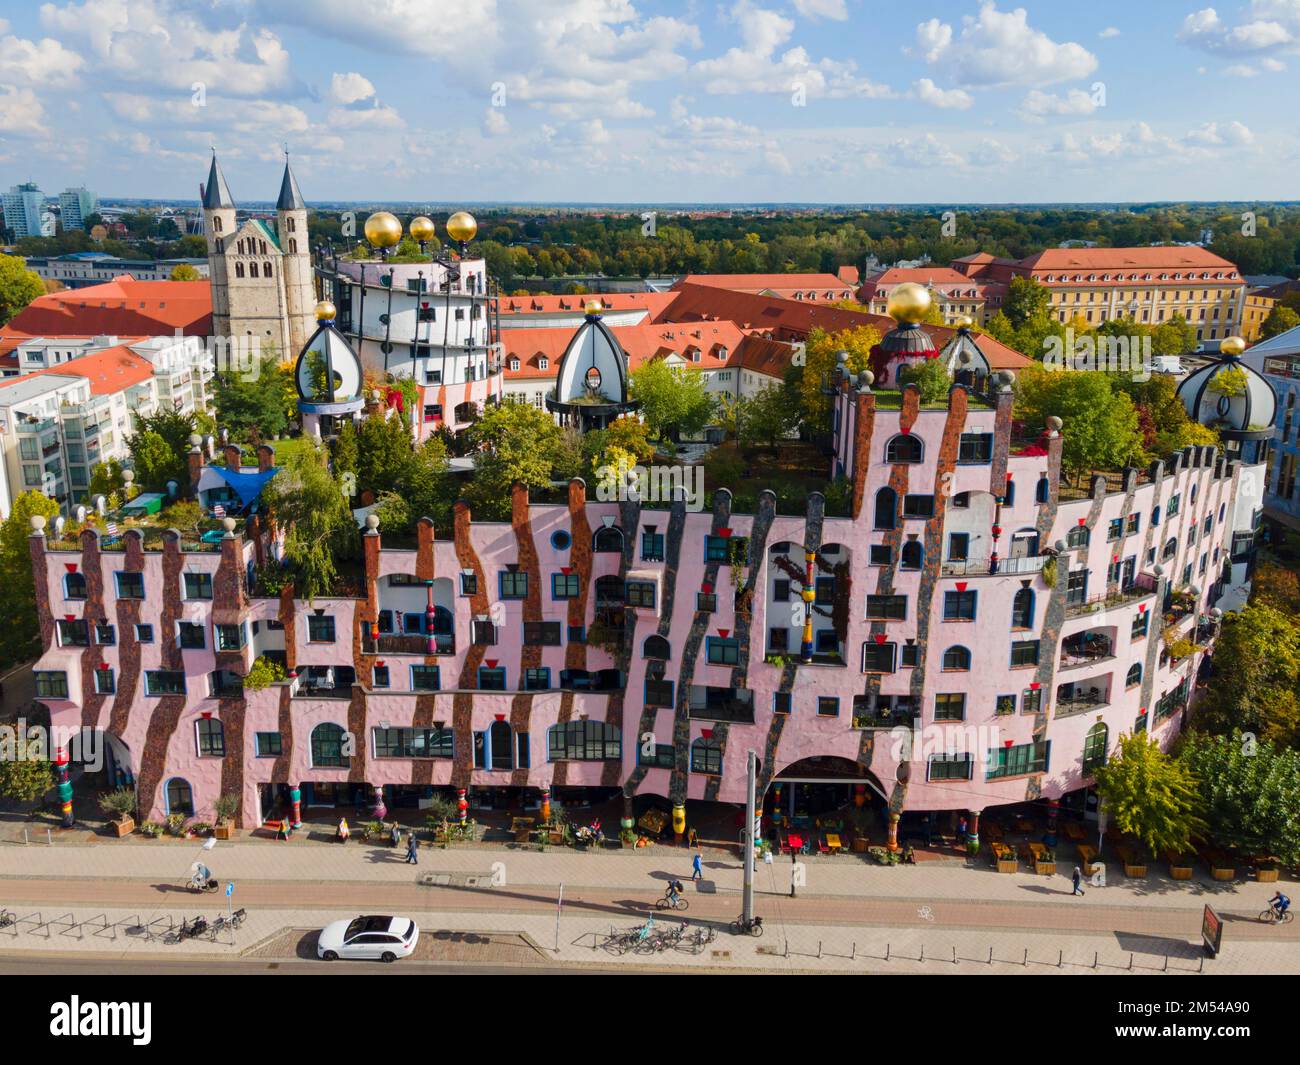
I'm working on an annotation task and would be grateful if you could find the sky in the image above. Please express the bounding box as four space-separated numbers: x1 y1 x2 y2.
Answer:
0 0 1297 205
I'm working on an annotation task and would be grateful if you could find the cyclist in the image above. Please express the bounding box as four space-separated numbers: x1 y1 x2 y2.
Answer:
1269 891 1290 921
665 879 684 906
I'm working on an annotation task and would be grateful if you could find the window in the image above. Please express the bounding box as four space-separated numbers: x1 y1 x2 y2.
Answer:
995 694 1016 716
1066 525 1090 549
499 570 528 599
934 693 966 721
93 667 115 695
817 697 840 717
773 692 792 715
1066 568 1088 606
874 487 897 530
472 620 497 645
704 535 728 562
696 592 717 612
197 718 226 757
478 666 507 690
216 624 245 651
548 720 621 761
1132 610 1151 639
869 544 892 566
885 434 923 463
524 667 552 691
645 675 674 706
145 670 186 696
95 621 116 646
411 666 441 691
1036 476 1050 504
64 572 88 599
986 740 1050 779
183 572 213 599
1151 505 1161 527
641 530 665 561
135 624 154 643
523 621 561 646
638 743 675 769
1126 513 1140 535
311 723 349 768
166 779 194 816
643 634 670 660
594 527 623 553
35 671 69 698
942 645 971 671
900 541 923 569
58 620 89 647
374 727 453 759
1166 493 1180 517
626 580 656 608
1082 722 1108 772
948 533 970 561
114 571 144 599
706 637 740 665
1107 518 1122 542
304 615 335 643
460 573 478 596
768 628 788 653
1126 662 1142 688
928 754 973 781
690 737 723 774
943 590 977 621
372 665 390 688
865 595 906 620
953 492 970 508
1162 537 1178 562
1011 588 1034 629
567 625 585 643
861 641 897 673
1010 640 1040 667
178 622 205 650
550 530 572 551
957 432 993 464
255 732 282 757
903 494 935 519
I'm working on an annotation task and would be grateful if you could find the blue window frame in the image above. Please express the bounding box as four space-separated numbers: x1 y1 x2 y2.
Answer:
410 665 441 691
478 666 507 690
552 572 580 599
499 570 528 599
706 637 740 664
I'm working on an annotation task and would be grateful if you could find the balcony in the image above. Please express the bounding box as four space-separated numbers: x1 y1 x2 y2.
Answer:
362 633 454 655
1055 680 1111 718
851 697 915 729
1064 578 1155 618
1060 629 1115 669
940 554 1048 577
17 417 56 435
688 685 755 724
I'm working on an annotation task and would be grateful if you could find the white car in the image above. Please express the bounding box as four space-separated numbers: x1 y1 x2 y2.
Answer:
317 915 419 962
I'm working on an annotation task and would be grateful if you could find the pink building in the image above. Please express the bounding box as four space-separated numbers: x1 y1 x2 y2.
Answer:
25 318 1272 845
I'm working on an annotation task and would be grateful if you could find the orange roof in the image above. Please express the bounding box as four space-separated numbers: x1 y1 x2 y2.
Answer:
836 266 860 286
733 334 799 377
0 343 155 396
1019 246 1238 274
497 291 676 318
674 273 855 300
863 267 1002 295
502 320 750 380
5 277 212 337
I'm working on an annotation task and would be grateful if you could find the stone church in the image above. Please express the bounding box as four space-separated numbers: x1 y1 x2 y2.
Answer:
201 153 315 362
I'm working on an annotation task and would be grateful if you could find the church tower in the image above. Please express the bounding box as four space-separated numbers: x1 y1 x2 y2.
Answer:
201 152 236 339
275 158 315 356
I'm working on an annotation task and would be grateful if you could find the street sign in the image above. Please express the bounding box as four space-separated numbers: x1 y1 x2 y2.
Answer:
1201 904 1222 957
226 882 234 898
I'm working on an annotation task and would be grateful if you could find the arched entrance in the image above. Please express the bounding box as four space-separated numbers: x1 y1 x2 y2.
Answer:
766 756 887 822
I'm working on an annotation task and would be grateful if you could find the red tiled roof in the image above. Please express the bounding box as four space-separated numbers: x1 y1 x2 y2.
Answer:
733 334 798 378
497 291 676 318
5 277 212 337
502 320 750 380
672 273 855 300
1018 246 1238 273
0 343 155 396
836 266 860 286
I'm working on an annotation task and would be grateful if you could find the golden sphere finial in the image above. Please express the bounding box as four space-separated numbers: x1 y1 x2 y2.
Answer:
445 210 478 244
954 314 974 330
409 215 436 243
1220 335 1246 357
314 299 337 321
363 211 402 249
886 281 932 325
585 299 603 316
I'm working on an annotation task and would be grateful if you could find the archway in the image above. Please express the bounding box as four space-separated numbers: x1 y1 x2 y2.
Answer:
767 756 888 822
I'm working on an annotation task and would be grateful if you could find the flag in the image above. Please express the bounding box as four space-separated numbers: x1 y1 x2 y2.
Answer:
106 522 118 536
213 504 225 518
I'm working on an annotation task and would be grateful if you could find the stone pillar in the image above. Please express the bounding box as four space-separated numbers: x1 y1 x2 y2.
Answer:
256 444 275 472
371 783 387 822
1045 798 1060 848
187 446 204 498
540 786 551 824
967 809 980 851
289 785 302 829
456 787 468 825
886 811 900 851
54 745 74 828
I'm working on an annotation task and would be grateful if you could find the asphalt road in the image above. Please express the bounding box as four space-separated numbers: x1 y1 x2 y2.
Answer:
0 954 603 975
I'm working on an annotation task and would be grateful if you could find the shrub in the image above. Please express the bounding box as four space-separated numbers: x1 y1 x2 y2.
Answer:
98 787 137 820
244 655 286 691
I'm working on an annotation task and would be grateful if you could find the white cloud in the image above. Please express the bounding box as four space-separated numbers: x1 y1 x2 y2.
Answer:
330 72 375 105
913 2 1098 87
1185 119 1255 145
1178 4 1297 54
792 0 848 19
913 78 973 109
1099 26 1121 39
0 32 83 87
1019 88 1098 120
483 107 509 136
326 102 404 131
0 86 46 135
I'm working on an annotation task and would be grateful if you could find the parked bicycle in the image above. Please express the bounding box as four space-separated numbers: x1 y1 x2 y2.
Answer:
0 909 14 929
208 909 248 939
637 920 688 954
730 914 764 937
679 924 717 953
166 915 209 944
604 915 657 956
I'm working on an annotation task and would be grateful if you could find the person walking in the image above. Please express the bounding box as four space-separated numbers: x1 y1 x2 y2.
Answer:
390 822 401 848
1071 865 1085 896
405 834 419 865
790 853 798 898
337 817 350 844
691 850 703 882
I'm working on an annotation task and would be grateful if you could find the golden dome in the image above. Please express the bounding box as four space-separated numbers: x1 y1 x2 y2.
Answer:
409 215 436 242
445 210 478 244
363 211 402 248
314 300 337 321
1220 335 1246 357
954 314 974 330
886 282 932 325
584 299 603 316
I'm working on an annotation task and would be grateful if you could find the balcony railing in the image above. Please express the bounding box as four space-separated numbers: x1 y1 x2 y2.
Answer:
940 554 1048 577
1065 581 1153 618
362 634 454 655
851 707 915 729
1054 690 1110 717
1060 633 1114 668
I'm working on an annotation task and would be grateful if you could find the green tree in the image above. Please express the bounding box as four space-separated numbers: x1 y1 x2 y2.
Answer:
355 413 414 497
1260 305 1300 340
126 431 182 494
897 358 953 405
1195 602 1300 747
1179 732 1300 865
212 359 291 440
84 458 127 506
1116 373 1218 460
1013 364 1143 476
265 444 356 601
628 359 718 441
1002 276 1051 329
1093 733 1206 859
169 263 200 281
734 383 798 449
799 323 881 428
0 491 60 669
0 252 44 325
464 401 564 519
0 759 54 802
400 435 457 529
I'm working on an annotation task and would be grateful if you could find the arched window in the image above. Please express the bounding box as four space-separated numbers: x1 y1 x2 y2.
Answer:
942 645 971 671
690 737 723 775
643 634 670 660
213 216 222 233
165 777 194 816
1036 476 1050 504
874 487 897 530
235 262 245 278
263 262 273 278
1126 662 1142 688
1082 722 1109 772
548 720 621 761
1011 587 1034 629
1067 525 1089 549
196 717 225 757
900 540 923 569
288 238 297 253
594 526 623 553
1162 537 1178 561
885 434 923 463
311 723 349 768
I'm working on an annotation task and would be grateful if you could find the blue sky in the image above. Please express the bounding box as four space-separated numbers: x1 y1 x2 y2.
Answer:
1 1 1296 204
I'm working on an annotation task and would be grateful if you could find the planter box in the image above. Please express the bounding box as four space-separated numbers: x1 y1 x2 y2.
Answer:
851 837 869 853
995 858 1018 874
1210 865 1234 881
1034 860 1057 876
1123 862 1148 877
1168 861 1193 880
1255 866 1279 883
112 816 134 838
213 823 234 841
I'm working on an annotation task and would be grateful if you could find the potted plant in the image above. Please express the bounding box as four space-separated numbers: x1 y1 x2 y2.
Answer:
992 843 1018 874
1166 851 1194 880
620 826 637 848
98 787 137 837
1034 849 1057 875
165 812 187 837
1253 857 1280 883
186 821 213 839
213 793 239 839
139 821 163 839
1117 842 1148 877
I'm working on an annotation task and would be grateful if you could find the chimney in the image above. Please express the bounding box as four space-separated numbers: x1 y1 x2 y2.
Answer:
188 445 204 498
223 443 242 470
256 444 275 473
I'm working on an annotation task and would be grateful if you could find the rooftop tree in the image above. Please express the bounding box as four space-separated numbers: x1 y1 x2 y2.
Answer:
629 358 718 442
264 443 357 601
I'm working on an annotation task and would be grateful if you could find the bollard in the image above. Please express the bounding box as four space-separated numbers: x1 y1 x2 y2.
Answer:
1129 952 1134 971
988 946 994 965
1023 948 1028 967
22 829 28 845
1198 956 1204 973
1058 949 1063 969
1093 951 1098 969
953 945 958 965
885 942 890 962
817 940 822 959
1163 955 1168 972
850 942 856 961
47 829 52 845
919 944 924 962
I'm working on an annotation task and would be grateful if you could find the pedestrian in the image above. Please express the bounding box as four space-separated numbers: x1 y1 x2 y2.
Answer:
957 814 967 845
688 827 699 849
406 835 419 865
337 816 350 844
691 850 703 881
790 853 798 898
1071 865 1085 896
391 822 401 848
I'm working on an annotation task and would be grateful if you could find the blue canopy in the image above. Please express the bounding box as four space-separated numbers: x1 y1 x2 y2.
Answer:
210 465 278 506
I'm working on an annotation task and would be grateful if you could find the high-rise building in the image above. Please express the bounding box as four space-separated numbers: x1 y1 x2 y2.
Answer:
58 187 98 231
2 182 45 239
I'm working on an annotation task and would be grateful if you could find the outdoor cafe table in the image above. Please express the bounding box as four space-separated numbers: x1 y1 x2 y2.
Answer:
511 817 534 843
1076 844 1098 873
1023 842 1048 862
824 832 842 853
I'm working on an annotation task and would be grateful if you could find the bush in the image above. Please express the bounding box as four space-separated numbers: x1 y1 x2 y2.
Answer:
98 787 137 820
244 655 286 691
214 793 240 824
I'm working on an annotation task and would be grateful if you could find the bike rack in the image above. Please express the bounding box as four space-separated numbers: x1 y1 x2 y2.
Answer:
84 914 116 941
19 911 48 938
52 913 82 939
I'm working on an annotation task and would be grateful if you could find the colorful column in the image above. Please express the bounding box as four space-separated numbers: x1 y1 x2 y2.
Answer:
54 746 73 828
800 549 816 662
425 580 437 655
289 785 302 829
1045 799 1060 848
772 784 783 826
672 802 686 844
540 786 551 824
967 809 980 853
371 783 387 822
456 787 468 824
886 812 900 852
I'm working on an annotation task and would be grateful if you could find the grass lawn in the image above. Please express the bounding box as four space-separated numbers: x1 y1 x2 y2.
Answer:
269 435 318 466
